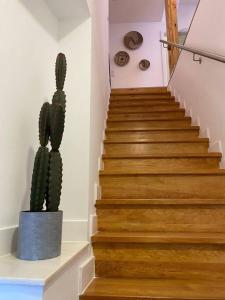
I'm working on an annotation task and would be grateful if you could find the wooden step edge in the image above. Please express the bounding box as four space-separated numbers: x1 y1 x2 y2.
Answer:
81 278 225 300
110 97 175 102
107 117 186 122
105 127 200 133
109 103 178 108
103 138 209 145
111 87 168 94
109 105 180 111
91 231 225 244
108 109 185 115
80 294 222 300
95 198 225 206
102 153 222 159
109 99 180 108
107 117 191 123
99 169 225 176
109 111 183 115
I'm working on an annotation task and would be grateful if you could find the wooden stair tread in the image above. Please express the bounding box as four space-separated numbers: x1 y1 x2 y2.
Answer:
106 127 199 132
81 277 225 300
104 138 209 144
102 153 222 159
109 103 177 108
92 231 225 244
100 169 225 176
108 107 185 116
107 117 190 122
111 87 168 94
96 198 225 206
109 108 185 114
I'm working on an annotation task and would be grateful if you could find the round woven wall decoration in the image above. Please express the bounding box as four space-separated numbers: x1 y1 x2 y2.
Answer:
139 59 150 71
114 51 130 66
124 31 143 50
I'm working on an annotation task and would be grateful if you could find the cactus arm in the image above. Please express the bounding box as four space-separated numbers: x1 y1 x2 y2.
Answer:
55 53 67 91
39 102 50 147
30 147 49 212
52 90 66 111
46 151 63 212
49 104 65 151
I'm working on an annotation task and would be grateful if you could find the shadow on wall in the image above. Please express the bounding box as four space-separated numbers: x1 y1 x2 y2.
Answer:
59 15 90 40
19 0 90 40
19 0 58 40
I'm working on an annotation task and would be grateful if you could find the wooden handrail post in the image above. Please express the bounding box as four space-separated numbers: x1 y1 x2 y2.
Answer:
165 0 179 74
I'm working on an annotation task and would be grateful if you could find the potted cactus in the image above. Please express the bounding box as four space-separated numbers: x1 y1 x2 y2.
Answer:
16 53 67 261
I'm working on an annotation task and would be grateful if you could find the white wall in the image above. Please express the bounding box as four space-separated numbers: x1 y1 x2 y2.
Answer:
169 0 225 165
0 0 58 256
110 22 164 88
59 15 92 241
87 0 110 235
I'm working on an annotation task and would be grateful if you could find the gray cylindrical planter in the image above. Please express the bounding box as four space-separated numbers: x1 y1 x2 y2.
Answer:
17 211 63 261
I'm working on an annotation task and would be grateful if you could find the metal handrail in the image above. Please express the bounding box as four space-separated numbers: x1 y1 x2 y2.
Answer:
160 39 225 64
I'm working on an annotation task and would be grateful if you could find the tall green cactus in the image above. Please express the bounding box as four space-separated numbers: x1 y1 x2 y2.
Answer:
46 151 63 212
52 90 66 111
50 103 65 151
30 147 49 212
30 53 67 212
55 53 67 91
39 102 50 147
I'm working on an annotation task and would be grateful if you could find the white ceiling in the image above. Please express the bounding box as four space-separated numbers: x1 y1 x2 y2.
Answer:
109 0 165 23
45 0 90 21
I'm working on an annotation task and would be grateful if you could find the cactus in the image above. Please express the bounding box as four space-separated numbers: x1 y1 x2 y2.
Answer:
52 90 66 111
29 53 67 212
55 53 67 91
46 151 63 212
39 102 50 147
50 103 65 151
30 147 49 212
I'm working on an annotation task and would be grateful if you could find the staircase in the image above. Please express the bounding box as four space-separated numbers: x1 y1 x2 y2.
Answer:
80 87 225 300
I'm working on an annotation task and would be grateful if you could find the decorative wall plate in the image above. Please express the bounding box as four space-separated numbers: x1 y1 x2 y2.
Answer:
139 59 150 70
124 31 143 50
114 51 130 66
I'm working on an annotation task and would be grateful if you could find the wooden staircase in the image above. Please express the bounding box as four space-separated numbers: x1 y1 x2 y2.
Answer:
80 87 225 300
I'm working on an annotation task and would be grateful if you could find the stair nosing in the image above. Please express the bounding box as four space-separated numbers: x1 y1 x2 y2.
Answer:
109 103 178 108
108 109 185 114
105 127 199 132
95 198 225 206
109 102 180 111
107 117 191 123
91 231 225 245
99 169 225 176
102 153 222 159
104 138 209 145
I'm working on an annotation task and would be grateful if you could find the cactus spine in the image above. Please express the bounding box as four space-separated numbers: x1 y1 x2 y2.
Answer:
30 53 67 212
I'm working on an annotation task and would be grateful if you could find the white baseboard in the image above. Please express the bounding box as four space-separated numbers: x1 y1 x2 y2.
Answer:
79 256 95 294
89 214 97 236
209 140 223 153
0 226 18 256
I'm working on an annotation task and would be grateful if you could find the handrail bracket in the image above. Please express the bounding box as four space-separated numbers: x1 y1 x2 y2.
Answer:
193 53 202 64
163 43 171 51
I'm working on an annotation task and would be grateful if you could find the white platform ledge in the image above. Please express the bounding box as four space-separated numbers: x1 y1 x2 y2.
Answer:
0 242 91 300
